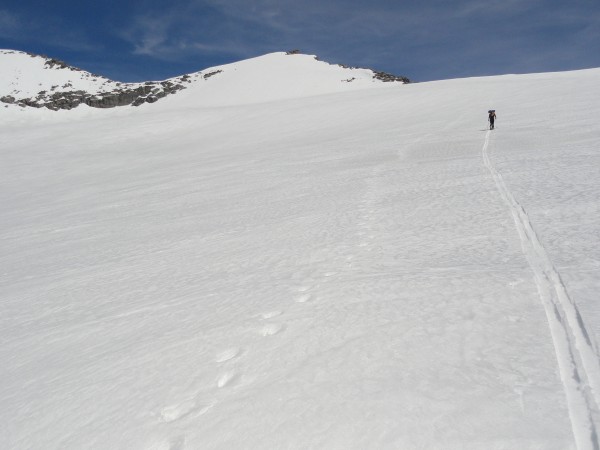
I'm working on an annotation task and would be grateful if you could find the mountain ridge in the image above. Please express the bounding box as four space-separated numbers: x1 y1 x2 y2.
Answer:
0 49 410 111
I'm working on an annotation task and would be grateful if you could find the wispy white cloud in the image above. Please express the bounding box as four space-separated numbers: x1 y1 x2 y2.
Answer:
115 0 600 81
119 1 283 61
120 0 423 61
0 10 21 39
124 14 171 56
120 11 254 61
0 8 97 52
452 0 540 18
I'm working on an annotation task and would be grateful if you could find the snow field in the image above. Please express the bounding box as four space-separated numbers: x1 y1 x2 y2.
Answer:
1 64 600 449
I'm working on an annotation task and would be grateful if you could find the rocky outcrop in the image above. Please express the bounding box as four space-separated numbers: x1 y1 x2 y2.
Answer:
0 51 210 110
3 81 187 110
300 52 411 83
372 71 410 83
44 58 70 70
203 70 223 79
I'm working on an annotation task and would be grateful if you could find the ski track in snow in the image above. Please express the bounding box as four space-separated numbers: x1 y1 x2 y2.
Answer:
482 130 600 450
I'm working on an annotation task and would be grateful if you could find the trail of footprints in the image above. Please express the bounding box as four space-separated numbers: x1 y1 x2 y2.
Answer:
158 309 288 427
157 279 326 443
156 192 370 448
154 186 370 447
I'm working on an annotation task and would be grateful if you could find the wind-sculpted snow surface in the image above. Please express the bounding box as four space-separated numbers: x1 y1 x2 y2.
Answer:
1 59 599 449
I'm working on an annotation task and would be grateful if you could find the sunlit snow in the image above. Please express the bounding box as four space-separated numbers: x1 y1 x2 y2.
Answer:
1 52 599 449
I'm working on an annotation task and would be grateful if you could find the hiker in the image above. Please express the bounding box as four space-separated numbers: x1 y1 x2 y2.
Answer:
488 110 497 130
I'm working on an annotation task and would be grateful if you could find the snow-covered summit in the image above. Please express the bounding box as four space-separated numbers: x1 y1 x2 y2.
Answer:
164 51 408 107
0 50 408 110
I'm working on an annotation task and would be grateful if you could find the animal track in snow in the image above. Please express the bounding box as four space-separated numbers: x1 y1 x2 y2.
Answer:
259 323 284 336
215 347 241 363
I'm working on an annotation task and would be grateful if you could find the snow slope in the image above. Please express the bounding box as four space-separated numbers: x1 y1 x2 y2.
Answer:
164 52 400 106
1 53 600 449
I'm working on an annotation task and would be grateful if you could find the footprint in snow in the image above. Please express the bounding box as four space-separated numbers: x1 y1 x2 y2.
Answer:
160 399 214 423
160 400 196 423
259 323 285 336
295 293 312 303
260 310 282 319
216 370 238 388
145 436 186 450
215 347 241 363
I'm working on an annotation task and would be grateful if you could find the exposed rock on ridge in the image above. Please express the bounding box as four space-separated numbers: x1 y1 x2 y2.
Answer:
304 51 411 84
6 80 188 110
0 51 199 110
372 71 410 83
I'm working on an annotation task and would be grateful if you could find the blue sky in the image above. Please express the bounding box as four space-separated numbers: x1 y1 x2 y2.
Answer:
1 0 599 82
